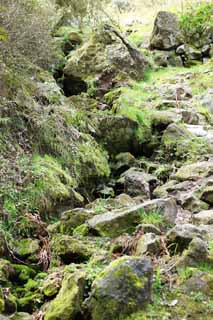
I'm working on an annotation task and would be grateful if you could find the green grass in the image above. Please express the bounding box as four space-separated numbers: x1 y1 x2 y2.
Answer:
139 209 164 226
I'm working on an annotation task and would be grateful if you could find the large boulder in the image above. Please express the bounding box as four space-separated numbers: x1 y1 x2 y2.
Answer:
87 198 177 237
86 256 153 320
44 272 86 320
63 25 148 96
93 115 138 155
150 11 183 50
50 235 94 264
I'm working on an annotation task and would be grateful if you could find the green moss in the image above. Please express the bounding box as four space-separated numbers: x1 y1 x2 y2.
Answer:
13 265 36 283
44 272 86 320
73 224 89 237
0 288 5 313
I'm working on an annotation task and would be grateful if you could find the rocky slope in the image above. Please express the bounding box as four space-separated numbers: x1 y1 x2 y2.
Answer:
0 9 213 320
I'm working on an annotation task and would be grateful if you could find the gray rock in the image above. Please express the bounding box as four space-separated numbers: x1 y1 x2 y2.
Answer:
158 84 192 101
119 167 158 198
150 11 183 50
152 50 183 67
179 237 208 267
135 233 161 256
193 210 213 225
175 161 213 181
167 224 203 253
87 197 177 237
86 256 153 320
94 115 138 155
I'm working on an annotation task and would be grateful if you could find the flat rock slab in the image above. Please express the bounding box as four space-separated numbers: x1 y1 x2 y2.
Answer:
87 198 177 237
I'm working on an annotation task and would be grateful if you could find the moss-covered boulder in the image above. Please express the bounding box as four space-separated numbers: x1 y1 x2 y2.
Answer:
10 313 33 320
51 235 95 265
12 265 36 284
0 259 15 286
86 256 153 320
13 239 40 262
86 205 142 238
41 271 63 298
63 24 148 96
44 272 86 320
48 208 94 235
93 115 138 155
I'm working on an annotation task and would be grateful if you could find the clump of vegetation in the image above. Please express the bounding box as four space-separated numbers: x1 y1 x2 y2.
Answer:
139 209 164 226
179 2 213 47
0 0 57 68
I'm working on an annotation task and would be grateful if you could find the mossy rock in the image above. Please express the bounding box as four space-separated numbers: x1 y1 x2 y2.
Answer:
50 235 95 265
10 313 33 320
48 209 94 235
44 272 86 320
86 256 153 320
175 161 213 181
63 25 148 96
12 265 36 283
13 239 40 260
17 292 43 313
0 259 15 286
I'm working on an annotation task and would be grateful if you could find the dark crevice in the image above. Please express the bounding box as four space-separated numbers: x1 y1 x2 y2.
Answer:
62 74 88 97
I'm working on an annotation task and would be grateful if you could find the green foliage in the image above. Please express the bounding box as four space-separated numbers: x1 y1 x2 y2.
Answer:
0 0 57 68
179 2 213 45
139 209 164 226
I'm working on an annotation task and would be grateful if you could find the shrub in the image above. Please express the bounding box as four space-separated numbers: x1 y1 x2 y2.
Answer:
0 0 57 68
179 2 213 46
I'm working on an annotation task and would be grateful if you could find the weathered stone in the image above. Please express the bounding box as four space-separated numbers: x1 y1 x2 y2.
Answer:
87 205 142 238
51 235 94 264
64 25 148 96
176 44 202 62
158 84 192 101
150 11 183 50
44 272 86 320
193 210 213 225
13 239 40 259
175 161 213 181
118 167 158 198
94 115 138 154
178 237 208 267
141 198 178 224
86 256 153 320
167 224 203 253
42 272 63 298
152 50 183 67
134 233 161 256
87 198 177 237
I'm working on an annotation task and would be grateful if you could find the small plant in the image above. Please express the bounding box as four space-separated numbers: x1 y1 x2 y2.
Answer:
94 199 108 214
139 209 164 226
